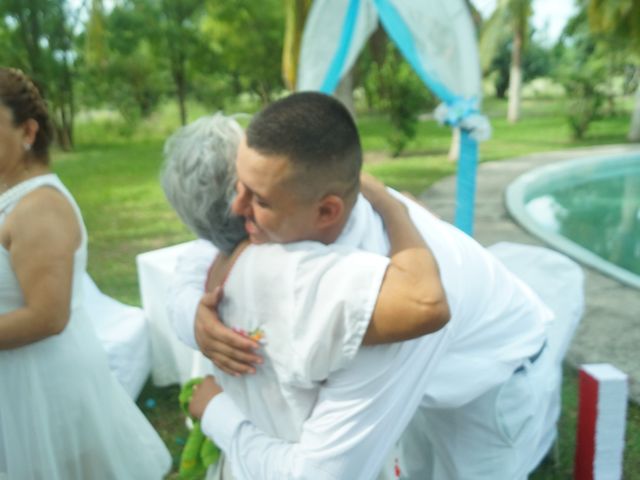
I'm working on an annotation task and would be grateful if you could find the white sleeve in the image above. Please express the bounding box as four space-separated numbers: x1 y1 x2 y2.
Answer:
201 328 451 480
167 239 218 349
201 393 341 480
287 245 390 383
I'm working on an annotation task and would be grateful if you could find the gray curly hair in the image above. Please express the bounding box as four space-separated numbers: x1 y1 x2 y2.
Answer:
161 113 247 254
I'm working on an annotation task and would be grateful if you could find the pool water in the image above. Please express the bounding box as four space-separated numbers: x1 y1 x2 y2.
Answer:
526 172 640 276
507 150 640 288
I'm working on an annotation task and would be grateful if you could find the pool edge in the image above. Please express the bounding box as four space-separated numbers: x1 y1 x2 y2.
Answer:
505 153 640 290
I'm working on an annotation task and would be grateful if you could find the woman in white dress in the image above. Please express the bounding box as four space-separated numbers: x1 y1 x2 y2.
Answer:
0 67 171 479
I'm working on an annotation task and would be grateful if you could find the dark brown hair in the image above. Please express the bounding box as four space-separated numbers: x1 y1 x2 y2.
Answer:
0 67 54 163
246 92 362 204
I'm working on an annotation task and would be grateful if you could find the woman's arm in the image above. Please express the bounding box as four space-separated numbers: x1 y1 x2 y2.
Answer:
361 174 449 345
0 188 80 349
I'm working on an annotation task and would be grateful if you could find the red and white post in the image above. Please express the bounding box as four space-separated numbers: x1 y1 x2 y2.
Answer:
574 363 628 480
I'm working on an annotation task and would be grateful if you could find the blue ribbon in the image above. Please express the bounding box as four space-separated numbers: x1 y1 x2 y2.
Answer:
440 97 480 127
373 0 479 235
320 0 480 236
320 0 361 93
374 0 454 104
454 129 478 236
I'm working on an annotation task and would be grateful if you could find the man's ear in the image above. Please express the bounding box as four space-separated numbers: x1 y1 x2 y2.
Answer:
315 194 344 229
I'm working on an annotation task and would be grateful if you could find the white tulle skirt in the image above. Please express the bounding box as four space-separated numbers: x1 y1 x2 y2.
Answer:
0 306 171 480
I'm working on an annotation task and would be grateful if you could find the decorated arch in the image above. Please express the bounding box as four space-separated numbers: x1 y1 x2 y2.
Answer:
296 0 491 235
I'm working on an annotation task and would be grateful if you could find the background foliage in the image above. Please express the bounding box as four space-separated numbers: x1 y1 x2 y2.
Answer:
2 0 638 153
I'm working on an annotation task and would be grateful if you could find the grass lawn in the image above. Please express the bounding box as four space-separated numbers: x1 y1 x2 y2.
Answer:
53 96 639 478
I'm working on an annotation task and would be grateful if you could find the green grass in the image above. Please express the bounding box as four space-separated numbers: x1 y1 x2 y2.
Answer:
53 96 639 478
359 96 631 195
55 141 195 304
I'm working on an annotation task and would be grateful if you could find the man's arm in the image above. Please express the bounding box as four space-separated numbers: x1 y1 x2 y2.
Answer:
193 330 451 480
360 174 449 344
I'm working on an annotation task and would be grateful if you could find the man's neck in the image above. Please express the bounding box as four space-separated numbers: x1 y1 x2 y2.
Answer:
317 221 348 245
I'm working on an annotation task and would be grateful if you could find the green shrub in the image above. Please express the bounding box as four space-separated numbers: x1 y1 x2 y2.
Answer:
559 62 606 139
362 44 436 156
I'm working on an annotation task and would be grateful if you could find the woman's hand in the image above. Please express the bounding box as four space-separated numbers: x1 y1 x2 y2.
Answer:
189 376 223 420
195 288 262 376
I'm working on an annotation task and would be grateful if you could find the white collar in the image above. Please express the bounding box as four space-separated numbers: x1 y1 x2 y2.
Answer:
335 194 390 255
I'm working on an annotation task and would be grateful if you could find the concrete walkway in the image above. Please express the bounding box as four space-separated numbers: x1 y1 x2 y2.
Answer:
420 144 640 402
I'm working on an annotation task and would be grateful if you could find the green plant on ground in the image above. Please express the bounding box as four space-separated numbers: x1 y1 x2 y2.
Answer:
561 66 607 140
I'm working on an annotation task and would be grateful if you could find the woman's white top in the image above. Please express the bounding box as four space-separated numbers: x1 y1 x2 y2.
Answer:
216 241 390 441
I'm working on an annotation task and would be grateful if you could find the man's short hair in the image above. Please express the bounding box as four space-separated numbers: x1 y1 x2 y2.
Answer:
246 92 362 204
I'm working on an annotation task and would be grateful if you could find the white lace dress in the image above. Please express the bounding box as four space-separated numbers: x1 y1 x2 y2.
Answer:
0 174 171 480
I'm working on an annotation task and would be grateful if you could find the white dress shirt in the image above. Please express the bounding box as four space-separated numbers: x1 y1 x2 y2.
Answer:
168 238 219 350
214 241 389 442
173 190 552 479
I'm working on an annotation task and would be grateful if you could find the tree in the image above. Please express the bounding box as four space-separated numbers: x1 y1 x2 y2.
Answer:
506 0 532 123
488 32 554 99
83 0 167 122
586 0 640 141
361 37 437 156
282 0 312 91
157 0 207 125
0 0 80 149
84 0 108 70
202 0 284 105
110 0 208 125
480 0 532 123
82 0 213 126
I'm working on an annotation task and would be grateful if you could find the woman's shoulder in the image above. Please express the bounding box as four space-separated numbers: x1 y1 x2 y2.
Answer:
14 184 76 221
7 183 81 248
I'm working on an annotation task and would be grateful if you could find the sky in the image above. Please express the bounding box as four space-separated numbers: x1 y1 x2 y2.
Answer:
472 0 579 44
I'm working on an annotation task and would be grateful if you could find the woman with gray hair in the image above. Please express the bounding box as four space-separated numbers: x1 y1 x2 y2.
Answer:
161 113 448 477
161 113 247 255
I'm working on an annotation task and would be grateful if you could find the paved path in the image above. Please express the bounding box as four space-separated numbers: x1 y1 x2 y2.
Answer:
420 144 640 402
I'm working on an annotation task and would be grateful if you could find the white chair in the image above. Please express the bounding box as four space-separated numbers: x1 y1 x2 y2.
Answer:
84 274 151 399
136 241 211 387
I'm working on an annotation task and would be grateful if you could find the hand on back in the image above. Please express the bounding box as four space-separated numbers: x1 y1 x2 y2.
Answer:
188 375 223 419
195 287 263 376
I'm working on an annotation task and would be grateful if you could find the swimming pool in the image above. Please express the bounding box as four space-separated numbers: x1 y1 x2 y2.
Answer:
506 151 640 289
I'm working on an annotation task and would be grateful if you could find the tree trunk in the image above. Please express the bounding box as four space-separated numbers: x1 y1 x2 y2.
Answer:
173 62 188 126
17 1 44 90
334 67 355 119
507 29 522 123
282 0 312 90
54 115 73 151
369 25 387 66
62 55 74 148
177 81 187 126
628 81 640 142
